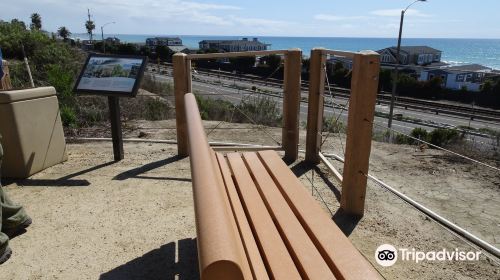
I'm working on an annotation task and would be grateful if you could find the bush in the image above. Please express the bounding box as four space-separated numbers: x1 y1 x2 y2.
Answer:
429 128 461 147
194 95 282 127
234 96 282 127
195 95 234 121
410 127 430 143
394 133 412 144
323 117 345 133
144 98 170 121
1 18 85 129
60 105 77 128
140 74 173 96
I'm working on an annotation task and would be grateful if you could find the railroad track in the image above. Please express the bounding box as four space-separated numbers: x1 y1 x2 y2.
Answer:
149 64 500 122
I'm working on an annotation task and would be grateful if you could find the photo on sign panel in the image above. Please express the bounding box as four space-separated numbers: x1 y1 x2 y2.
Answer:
74 54 147 97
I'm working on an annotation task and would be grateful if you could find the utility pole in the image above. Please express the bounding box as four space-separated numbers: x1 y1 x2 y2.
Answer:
101 22 115 54
87 9 93 41
387 11 405 129
101 26 105 53
387 0 428 129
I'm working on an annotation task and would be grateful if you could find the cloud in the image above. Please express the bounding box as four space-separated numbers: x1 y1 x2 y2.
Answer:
71 0 240 26
183 2 241 10
229 16 291 28
314 14 368 21
370 9 431 17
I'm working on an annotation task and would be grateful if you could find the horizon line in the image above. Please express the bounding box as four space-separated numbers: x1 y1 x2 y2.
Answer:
69 32 500 40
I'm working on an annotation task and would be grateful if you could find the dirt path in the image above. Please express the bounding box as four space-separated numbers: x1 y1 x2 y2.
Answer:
1 120 499 279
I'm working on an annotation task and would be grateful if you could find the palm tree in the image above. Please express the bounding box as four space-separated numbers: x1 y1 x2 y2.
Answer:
57 26 71 41
30 13 42 30
85 20 95 41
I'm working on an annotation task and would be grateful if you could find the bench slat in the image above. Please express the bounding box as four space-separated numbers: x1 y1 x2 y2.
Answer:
210 152 254 280
215 153 269 280
227 153 302 280
242 152 336 279
257 150 381 280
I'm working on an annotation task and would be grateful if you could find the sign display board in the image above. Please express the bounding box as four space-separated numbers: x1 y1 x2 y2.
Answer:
74 54 147 97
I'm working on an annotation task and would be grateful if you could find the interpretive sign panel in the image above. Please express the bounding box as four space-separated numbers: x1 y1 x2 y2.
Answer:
74 54 147 97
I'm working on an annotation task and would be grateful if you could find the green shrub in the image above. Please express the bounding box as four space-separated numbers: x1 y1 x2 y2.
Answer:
429 128 461 147
79 106 106 125
234 96 282 127
140 74 173 96
60 105 77 128
323 117 345 133
144 98 170 121
75 96 108 127
371 129 391 142
410 127 429 143
394 133 412 144
8 62 31 88
1 19 85 128
194 95 282 127
195 95 233 121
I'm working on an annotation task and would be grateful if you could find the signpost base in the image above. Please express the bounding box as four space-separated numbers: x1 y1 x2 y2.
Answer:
108 96 124 161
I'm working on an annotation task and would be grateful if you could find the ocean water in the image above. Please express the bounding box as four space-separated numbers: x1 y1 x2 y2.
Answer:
74 34 500 70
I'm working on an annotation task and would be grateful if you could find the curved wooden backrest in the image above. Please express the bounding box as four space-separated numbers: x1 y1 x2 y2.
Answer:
184 92 247 280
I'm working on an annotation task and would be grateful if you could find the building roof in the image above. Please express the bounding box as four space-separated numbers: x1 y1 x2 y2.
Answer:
199 39 269 46
445 64 492 72
424 64 492 74
148 37 181 41
378 46 442 54
167 45 189 52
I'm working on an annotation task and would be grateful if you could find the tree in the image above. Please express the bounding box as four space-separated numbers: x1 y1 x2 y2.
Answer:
481 80 493 93
85 20 95 41
261 54 281 70
57 26 71 41
30 13 42 30
493 80 500 96
139 45 151 57
156 45 173 61
116 43 138 55
379 69 393 91
230 56 256 72
10 19 26 30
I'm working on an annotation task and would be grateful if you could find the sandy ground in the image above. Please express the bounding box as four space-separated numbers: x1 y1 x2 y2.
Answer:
1 119 499 279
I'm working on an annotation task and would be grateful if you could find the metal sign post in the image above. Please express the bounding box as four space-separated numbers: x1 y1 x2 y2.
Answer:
74 53 147 161
108 96 124 161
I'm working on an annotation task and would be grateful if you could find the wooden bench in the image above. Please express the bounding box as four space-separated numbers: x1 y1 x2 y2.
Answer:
184 92 380 280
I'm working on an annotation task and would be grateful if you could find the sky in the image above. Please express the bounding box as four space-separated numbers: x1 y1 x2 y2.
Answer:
2 0 500 38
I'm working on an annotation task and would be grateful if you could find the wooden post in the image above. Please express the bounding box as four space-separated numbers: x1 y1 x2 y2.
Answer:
173 53 192 157
305 48 326 163
1 60 13 90
282 49 302 162
108 96 124 161
340 51 380 217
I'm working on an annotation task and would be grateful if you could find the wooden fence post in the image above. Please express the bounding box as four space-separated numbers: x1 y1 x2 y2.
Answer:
173 53 192 157
282 49 302 162
340 51 380 217
305 48 326 163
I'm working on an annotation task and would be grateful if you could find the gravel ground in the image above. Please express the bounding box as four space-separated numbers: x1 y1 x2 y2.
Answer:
0 119 499 279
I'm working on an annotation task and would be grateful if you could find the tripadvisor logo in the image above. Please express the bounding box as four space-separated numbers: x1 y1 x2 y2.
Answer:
375 244 481 267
